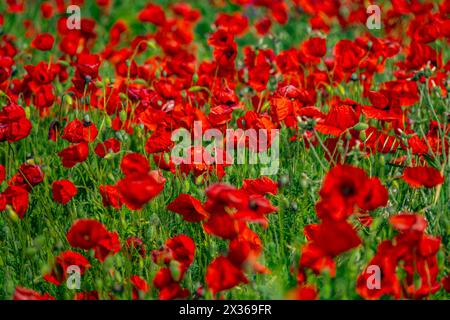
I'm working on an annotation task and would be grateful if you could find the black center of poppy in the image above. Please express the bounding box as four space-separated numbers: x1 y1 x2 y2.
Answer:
340 182 356 196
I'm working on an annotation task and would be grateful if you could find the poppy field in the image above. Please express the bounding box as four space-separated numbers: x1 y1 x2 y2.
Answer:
0 0 450 301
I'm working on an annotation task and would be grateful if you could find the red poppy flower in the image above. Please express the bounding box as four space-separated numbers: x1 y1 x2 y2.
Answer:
120 152 150 176
166 234 196 269
126 236 146 258
301 37 326 58
402 166 444 188
75 291 99 300
52 179 77 205
242 177 278 196
0 164 5 184
167 194 208 222
3 185 29 218
58 142 89 168
94 231 121 262
8 164 44 191
61 119 98 143
318 164 367 218
94 138 121 158
138 3 166 26
0 103 32 143
153 268 190 300
287 285 318 300
255 17 272 35
13 287 55 300
117 170 165 210
44 250 90 286
67 219 109 250
99 185 123 208
206 256 248 294
130 275 149 300
31 33 54 51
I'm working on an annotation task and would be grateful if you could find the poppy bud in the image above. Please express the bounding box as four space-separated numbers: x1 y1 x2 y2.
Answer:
112 283 124 294
353 122 368 131
84 75 92 83
278 174 289 188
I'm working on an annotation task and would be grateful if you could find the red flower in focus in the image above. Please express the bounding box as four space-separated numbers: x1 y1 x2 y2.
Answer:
206 256 248 295
2 185 29 218
0 103 32 143
67 218 120 262
167 194 208 222
67 219 108 250
94 138 120 158
58 142 89 168
8 164 44 191
52 179 77 204
61 119 98 143
402 166 444 188
31 33 54 51
242 177 278 196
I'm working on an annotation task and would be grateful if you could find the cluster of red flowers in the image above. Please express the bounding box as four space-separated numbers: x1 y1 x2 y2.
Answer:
357 214 442 299
1 0 449 300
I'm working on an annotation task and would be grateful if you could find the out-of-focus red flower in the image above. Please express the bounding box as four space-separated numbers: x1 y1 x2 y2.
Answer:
402 166 444 188
0 164 5 184
167 194 208 222
52 179 77 205
153 267 190 300
99 185 123 209
117 170 165 210
206 256 248 294
13 287 55 300
120 153 150 176
75 291 99 300
126 236 146 258
58 142 89 168
130 275 149 300
286 285 318 300
44 250 90 286
317 164 387 221
255 17 272 35
40 2 53 19
31 33 54 51
138 3 166 26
